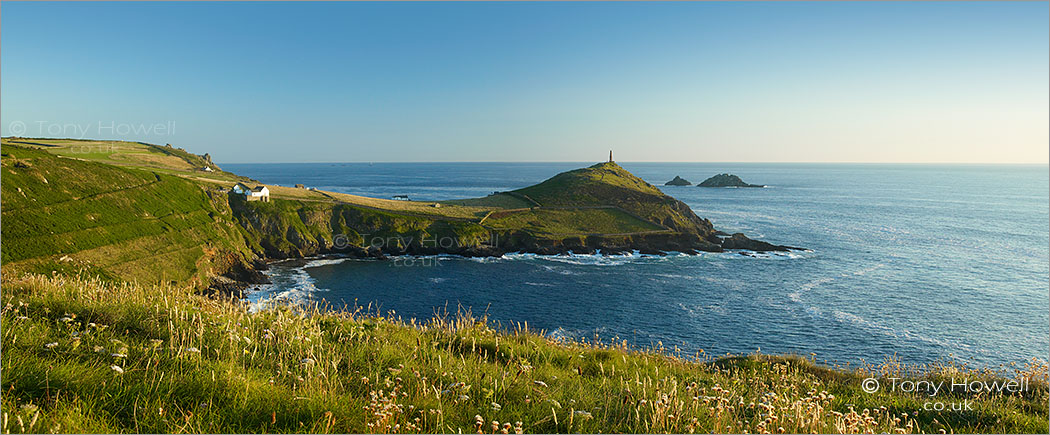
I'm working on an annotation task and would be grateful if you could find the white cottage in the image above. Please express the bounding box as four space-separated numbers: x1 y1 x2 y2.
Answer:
231 183 270 202
249 186 270 202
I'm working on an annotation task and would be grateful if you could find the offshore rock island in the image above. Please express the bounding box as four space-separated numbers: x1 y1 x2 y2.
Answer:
664 175 692 186
698 173 765 188
1 138 800 296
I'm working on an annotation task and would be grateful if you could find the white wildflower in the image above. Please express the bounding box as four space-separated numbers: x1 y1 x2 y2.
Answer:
111 365 124 374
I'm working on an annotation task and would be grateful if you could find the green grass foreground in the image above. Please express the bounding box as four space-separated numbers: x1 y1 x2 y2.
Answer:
2 274 1047 434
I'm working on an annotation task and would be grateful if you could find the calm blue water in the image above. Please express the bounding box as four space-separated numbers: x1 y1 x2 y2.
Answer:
223 162 1050 368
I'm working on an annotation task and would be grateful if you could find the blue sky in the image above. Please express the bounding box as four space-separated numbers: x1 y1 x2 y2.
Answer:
2 1 1047 163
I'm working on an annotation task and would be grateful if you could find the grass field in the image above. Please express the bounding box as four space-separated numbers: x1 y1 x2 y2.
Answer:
1 144 255 284
2 138 526 222
1 274 1046 434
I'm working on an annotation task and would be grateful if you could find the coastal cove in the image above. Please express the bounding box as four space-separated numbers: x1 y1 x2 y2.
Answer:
228 162 1050 369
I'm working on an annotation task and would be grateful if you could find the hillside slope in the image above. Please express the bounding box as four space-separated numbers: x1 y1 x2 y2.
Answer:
514 162 717 237
1 145 258 286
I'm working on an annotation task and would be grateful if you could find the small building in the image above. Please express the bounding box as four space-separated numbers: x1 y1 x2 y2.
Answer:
202 166 214 172
249 186 270 202
231 183 270 202
295 184 305 189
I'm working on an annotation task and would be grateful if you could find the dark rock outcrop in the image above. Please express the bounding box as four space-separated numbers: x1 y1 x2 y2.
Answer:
717 233 800 252
664 176 692 186
698 174 764 188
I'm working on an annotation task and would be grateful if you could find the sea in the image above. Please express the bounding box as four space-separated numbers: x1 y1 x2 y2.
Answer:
221 162 1050 368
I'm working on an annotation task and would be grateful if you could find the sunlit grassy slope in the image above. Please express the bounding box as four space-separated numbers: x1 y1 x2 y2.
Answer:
0 138 517 220
2 274 1047 434
514 162 715 236
0 144 255 284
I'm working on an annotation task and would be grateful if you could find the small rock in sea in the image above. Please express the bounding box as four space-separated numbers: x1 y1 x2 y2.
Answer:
664 175 692 186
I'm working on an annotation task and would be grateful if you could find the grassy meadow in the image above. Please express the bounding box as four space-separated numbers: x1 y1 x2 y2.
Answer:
0 145 255 285
2 273 1047 434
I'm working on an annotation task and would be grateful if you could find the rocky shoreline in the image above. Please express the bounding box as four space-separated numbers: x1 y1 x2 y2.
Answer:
206 231 804 298
205 163 803 298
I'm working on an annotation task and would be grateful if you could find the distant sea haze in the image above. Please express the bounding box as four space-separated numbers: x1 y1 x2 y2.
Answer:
223 162 1050 368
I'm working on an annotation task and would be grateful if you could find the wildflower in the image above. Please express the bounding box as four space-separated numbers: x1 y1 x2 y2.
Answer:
150 339 164 346
44 342 58 349
533 380 548 388
185 347 201 353
573 410 593 419
93 346 105 353
59 317 73 323
458 394 470 401
361 377 370 384
491 402 502 411
111 353 127 358
301 358 315 365
111 365 124 374
19 404 38 413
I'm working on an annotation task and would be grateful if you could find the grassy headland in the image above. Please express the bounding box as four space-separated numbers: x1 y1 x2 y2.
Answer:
2 138 742 286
